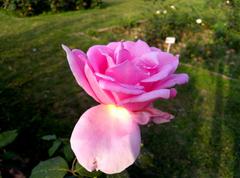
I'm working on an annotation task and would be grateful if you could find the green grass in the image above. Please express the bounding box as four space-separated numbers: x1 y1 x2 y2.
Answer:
0 0 240 177
138 64 240 177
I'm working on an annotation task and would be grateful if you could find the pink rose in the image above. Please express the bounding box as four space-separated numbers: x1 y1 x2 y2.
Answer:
62 40 188 174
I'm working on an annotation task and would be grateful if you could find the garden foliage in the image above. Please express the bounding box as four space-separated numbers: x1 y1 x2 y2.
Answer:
144 0 240 79
0 0 102 16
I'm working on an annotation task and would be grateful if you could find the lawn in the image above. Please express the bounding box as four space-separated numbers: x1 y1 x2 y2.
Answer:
0 0 240 177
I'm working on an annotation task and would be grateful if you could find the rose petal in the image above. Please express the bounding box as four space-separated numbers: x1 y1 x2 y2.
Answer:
145 107 174 124
107 42 121 51
133 112 151 125
158 52 179 73
95 72 116 82
114 42 132 64
170 88 177 98
154 74 189 89
70 104 141 174
95 73 144 90
99 80 144 95
150 47 162 52
87 45 113 73
120 89 172 104
138 52 160 67
133 107 175 125
108 92 151 110
121 102 152 111
124 40 151 58
141 64 173 82
106 60 148 85
122 41 135 52
152 115 174 124
98 49 115 67
84 65 115 104
119 83 144 90
114 40 151 58
62 45 99 102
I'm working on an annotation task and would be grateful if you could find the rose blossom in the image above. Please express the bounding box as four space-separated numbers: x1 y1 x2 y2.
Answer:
62 40 188 174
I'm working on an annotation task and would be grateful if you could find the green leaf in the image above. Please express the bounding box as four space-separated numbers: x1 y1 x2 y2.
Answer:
136 149 154 168
2 151 17 160
106 170 130 178
0 129 18 148
30 156 68 178
48 139 62 157
74 162 102 177
63 144 74 162
41 134 57 141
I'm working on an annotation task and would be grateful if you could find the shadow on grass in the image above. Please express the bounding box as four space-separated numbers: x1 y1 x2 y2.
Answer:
0 17 99 177
225 66 240 178
128 70 205 178
206 55 240 177
209 62 224 177
128 62 240 177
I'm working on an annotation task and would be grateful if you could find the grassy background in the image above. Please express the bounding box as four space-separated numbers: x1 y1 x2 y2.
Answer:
0 0 240 177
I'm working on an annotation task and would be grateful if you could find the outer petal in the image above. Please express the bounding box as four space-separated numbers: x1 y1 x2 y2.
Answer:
137 52 160 68
121 101 152 111
154 74 189 89
133 112 151 125
120 89 172 104
70 105 141 174
134 107 174 125
108 40 152 59
158 52 179 73
95 72 116 82
132 107 174 125
84 65 115 104
99 80 144 95
62 45 99 102
145 107 174 124
141 64 173 82
150 46 162 52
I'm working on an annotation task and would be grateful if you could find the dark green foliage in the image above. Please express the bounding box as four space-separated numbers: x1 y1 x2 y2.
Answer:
49 0 102 12
30 156 68 178
2 0 50 16
144 8 197 47
0 0 4 7
0 130 18 148
144 0 240 79
1 0 102 16
49 0 76 13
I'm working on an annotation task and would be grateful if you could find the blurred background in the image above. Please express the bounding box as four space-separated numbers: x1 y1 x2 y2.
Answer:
0 0 240 177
